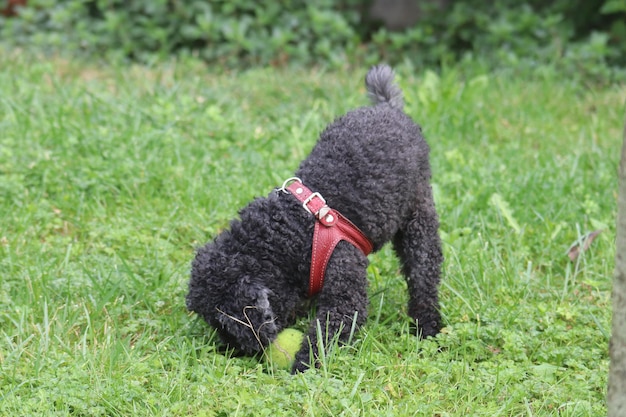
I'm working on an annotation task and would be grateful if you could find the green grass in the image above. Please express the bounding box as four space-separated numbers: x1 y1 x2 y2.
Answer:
0 48 623 416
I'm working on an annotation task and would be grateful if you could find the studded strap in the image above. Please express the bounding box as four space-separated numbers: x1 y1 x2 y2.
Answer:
286 180 373 296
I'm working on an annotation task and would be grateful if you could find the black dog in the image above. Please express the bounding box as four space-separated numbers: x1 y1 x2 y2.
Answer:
187 65 442 372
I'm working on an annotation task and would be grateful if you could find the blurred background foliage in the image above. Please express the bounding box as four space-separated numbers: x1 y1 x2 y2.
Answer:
1 0 625 79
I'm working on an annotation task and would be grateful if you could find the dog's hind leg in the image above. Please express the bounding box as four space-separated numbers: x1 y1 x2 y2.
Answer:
292 243 369 373
393 185 443 338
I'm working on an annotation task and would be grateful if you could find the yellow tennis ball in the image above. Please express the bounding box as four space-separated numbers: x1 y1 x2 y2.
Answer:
266 328 304 370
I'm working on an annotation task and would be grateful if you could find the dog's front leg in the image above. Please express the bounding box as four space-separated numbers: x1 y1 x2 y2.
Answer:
292 243 369 373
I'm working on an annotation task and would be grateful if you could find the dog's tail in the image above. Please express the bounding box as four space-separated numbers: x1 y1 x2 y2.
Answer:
365 64 404 110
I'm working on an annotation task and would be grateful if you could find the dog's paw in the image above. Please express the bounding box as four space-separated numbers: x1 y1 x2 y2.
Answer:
291 359 311 374
291 348 316 374
418 320 441 339
413 310 441 339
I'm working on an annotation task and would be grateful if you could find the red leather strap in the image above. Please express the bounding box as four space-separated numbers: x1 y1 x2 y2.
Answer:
285 180 373 296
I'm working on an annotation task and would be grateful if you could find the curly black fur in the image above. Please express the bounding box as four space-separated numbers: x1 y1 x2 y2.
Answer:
187 65 443 373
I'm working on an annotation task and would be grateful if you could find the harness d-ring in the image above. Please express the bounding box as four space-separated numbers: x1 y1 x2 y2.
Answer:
280 177 302 194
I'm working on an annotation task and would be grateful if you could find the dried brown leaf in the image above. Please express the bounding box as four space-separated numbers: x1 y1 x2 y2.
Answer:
567 229 603 261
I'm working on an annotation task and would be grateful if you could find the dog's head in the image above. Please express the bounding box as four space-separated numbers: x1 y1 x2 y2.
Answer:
212 279 279 354
188 243 279 354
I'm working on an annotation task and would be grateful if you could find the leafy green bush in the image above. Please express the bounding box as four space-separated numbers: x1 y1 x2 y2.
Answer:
369 0 626 79
0 0 363 66
1 0 624 76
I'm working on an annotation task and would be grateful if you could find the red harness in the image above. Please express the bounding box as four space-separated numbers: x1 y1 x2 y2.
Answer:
283 178 373 297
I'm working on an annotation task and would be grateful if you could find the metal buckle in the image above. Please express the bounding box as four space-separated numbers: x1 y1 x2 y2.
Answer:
280 177 302 194
302 192 326 214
